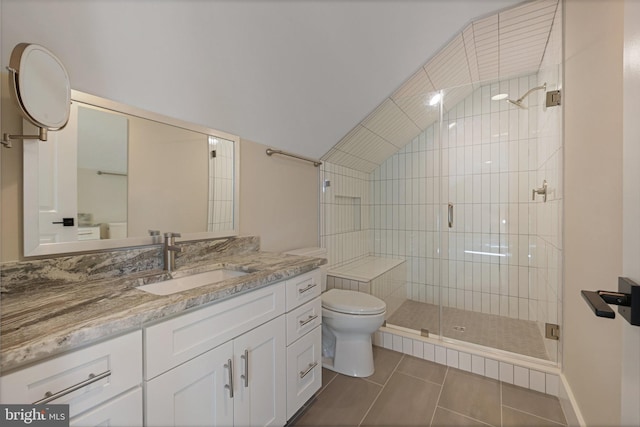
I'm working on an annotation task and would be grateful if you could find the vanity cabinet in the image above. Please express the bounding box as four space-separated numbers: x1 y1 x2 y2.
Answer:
0 331 143 426
0 267 322 427
284 270 323 420
144 281 286 427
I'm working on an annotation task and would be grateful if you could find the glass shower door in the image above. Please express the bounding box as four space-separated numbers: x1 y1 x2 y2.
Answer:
438 73 561 363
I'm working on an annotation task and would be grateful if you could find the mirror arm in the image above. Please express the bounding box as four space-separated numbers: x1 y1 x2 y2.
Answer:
3 64 48 148
2 127 48 148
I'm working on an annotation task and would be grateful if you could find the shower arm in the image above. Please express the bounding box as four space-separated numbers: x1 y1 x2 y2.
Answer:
514 83 547 103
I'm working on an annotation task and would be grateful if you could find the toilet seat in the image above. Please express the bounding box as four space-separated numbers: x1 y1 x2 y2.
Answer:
321 289 386 315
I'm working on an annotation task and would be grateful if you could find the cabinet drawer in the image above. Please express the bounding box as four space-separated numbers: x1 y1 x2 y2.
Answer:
70 387 142 427
0 331 142 419
286 297 322 346
77 226 101 241
145 282 285 379
285 269 321 311
286 326 321 420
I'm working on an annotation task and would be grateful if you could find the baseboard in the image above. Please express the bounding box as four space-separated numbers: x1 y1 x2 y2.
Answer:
558 372 586 426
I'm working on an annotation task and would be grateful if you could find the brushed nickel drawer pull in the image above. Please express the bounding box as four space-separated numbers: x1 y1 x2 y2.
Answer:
298 283 317 294
299 362 318 379
240 350 249 388
299 314 319 327
33 370 111 405
224 359 234 398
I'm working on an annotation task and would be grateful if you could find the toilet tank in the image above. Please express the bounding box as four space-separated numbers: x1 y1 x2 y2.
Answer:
285 247 328 292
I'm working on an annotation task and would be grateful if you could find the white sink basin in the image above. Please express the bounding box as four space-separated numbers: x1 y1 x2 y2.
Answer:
137 269 248 296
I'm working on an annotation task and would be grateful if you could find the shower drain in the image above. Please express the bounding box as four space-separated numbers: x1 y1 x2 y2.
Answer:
452 325 466 332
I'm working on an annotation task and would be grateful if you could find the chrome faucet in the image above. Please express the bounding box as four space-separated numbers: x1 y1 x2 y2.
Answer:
163 232 182 272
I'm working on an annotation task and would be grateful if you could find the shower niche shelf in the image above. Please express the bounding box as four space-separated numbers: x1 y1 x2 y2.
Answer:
334 195 361 232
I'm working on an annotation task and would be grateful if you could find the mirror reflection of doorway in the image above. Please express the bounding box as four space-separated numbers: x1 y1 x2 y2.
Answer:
77 105 129 240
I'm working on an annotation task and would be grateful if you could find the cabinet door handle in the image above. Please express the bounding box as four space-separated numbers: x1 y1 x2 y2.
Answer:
240 349 249 388
224 359 234 398
448 203 454 228
299 362 318 379
298 283 317 294
33 370 111 405
299 314 319 327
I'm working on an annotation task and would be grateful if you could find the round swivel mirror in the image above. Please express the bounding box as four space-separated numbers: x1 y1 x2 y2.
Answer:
5 43 71 141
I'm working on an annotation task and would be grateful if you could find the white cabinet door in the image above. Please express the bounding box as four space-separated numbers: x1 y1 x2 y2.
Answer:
146 341 234 427
233 316 286 427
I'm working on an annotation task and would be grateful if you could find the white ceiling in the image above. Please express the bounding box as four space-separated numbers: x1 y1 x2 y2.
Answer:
1 0 525 163
324 0 560 172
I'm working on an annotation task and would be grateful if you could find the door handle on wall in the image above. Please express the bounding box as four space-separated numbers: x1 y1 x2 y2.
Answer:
448 203 453 228
581 277 640 326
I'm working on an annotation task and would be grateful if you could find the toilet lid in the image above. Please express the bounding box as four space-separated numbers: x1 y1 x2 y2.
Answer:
322 289 386 315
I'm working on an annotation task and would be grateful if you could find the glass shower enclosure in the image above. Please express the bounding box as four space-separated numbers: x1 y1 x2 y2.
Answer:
375 66 563 364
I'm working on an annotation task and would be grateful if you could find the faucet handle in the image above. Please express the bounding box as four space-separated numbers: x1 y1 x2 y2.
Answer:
148 229 160 236
164 232 182 239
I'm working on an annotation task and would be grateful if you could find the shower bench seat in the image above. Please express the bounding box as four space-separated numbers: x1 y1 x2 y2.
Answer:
326 256 406 318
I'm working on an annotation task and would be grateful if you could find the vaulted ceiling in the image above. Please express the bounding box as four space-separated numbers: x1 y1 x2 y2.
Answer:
323 0 560 173
2 0 544 167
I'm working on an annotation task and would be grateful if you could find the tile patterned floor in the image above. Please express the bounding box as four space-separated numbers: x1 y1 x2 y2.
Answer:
387 300 549 360
289 347 566 427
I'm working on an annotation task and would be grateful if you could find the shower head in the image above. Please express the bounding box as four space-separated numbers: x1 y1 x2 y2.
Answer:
506 98 526 109
506 82 547 109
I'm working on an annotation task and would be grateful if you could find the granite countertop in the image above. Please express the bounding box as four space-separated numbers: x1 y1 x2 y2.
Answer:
0 251 325 373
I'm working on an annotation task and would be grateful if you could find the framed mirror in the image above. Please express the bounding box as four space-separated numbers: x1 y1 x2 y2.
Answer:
23 90 240 257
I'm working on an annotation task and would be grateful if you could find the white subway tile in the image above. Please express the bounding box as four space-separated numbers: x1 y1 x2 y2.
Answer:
530 370 546 393
412 340 425 359
499 362 514 384
392 335 403 352
424 343 435 362
514 366 530 388
383 332 393 350
471 355 485 376
545 373 560 397
485 359 499 380
459 352 472 372
446 349 459 368
402 337 413 355
435 346 447 365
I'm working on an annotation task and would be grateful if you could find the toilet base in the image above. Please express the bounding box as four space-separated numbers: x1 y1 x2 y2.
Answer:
322 334 375 377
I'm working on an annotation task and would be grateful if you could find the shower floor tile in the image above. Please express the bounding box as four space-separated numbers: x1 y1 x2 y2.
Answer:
386 299 550 360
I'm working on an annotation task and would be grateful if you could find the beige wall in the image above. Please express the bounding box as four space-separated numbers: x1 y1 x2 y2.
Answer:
1 74 24 262
239 138 318 253
564 1 624 425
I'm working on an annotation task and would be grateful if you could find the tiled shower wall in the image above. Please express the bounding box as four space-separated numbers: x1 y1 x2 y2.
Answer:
372 74 544 321
320 163 371 268
208 136 235 232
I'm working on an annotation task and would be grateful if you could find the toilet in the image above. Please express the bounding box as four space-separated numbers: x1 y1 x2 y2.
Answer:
285 247 386 378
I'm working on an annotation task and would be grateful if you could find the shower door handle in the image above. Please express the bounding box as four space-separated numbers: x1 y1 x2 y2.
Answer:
448 203 454 228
